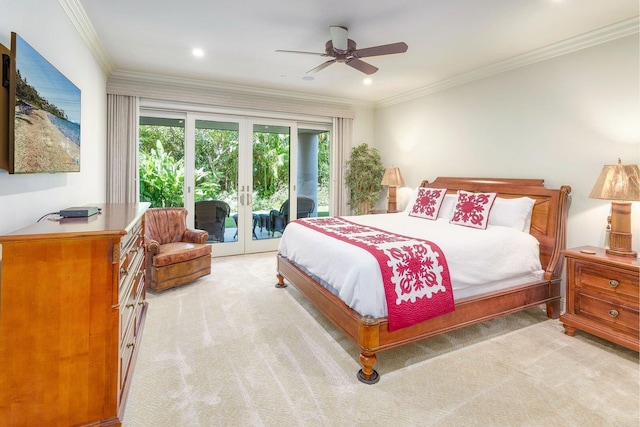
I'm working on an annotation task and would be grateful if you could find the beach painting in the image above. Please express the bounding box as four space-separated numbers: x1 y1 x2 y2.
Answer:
13 34 81 173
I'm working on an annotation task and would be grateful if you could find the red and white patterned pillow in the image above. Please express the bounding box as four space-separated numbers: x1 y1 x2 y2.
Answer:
450 190 497 229
408 188 448 220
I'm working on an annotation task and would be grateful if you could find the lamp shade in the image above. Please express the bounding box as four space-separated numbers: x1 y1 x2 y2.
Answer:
589 159 640 201
381 167 405 186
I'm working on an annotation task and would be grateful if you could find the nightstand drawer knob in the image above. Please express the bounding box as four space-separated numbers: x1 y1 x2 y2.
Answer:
608 309 619 318
608 280 619 288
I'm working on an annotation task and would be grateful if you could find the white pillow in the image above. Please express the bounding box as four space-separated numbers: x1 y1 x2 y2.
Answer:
488 197 536 232
437 194 457 219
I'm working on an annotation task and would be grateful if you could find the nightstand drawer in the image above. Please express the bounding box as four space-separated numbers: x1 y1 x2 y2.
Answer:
576 290 639 332
574 261 639 301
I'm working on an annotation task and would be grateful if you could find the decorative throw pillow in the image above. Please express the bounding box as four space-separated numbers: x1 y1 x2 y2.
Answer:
408 188 448 220
450 190 497 229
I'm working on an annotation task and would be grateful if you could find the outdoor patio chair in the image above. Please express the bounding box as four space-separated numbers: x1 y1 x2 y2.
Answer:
195 200 231 242
269 196 315 236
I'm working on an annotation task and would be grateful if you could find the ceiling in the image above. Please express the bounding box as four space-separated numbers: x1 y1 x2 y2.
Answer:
78 0 638 104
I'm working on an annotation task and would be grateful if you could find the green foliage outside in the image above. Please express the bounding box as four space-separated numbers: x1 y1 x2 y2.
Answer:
138 123 330 213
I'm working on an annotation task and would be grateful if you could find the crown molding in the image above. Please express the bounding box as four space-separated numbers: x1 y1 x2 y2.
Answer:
108 70 373 109
107 70 360 119
376 17 640 108
58 0 114 74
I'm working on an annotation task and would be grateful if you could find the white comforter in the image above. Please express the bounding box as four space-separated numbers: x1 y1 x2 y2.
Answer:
278 213 544 318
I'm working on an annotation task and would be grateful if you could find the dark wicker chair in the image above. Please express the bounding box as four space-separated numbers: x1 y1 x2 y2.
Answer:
195 200 231 242
269 197 315 236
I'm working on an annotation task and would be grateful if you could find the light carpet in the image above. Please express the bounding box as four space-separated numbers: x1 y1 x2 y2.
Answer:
123 251 639 427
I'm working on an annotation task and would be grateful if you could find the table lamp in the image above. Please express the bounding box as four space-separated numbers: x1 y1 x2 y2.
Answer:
589 159 640 257
381 167 404 213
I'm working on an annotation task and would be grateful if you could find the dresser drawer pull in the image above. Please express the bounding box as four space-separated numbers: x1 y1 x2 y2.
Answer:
608 279 619 288
126 343 135 349
608 309 619 318
120 268 129 276
125 303 135 309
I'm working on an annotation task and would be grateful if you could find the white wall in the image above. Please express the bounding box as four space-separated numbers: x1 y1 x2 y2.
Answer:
0 1 107 234
373 35 640 253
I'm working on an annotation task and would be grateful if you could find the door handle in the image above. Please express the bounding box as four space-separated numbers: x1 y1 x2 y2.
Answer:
240 193 245 206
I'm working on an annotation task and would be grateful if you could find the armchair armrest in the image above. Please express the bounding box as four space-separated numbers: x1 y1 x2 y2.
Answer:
183 228 209 244
146 238 160 255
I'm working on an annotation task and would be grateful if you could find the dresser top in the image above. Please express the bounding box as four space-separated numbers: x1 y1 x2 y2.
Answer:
0 203 150 242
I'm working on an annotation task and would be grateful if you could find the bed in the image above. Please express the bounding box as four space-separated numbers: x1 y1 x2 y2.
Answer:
276 177 571 384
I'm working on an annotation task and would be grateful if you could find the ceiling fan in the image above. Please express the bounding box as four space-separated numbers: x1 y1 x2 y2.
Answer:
276 26 408 75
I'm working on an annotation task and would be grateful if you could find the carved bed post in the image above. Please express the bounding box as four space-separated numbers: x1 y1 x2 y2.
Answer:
544 184 571 319
357 315 381 384
275 273 287 288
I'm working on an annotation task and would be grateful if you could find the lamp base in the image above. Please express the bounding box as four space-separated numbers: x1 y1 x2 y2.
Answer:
387 186 398 213
607 202 637 258
606 231 637 257
606 247 638 258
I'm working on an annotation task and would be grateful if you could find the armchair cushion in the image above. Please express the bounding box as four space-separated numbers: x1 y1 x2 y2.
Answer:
152 242 213 267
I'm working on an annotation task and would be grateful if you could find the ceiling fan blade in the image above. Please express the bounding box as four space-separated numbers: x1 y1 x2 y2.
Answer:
345 58 378 75
306 59 336 74
329 26 348 52
276 49 327 57
353 42 408 58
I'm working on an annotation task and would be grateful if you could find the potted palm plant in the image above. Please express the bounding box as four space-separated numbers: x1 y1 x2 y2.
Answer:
345 143 385 214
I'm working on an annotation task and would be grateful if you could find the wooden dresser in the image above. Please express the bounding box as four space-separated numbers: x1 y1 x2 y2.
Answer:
560 246 639 351
0 203 149 426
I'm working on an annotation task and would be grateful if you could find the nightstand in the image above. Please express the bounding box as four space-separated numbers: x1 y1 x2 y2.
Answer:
560 246 639 351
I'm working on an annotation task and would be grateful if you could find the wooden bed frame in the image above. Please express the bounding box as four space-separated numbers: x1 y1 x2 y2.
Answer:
276 177 571 384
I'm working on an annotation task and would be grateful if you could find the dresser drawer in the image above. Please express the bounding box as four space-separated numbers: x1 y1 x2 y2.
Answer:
576 289 639 332
573 261 639 301
119 249 145 339
119 319 136 396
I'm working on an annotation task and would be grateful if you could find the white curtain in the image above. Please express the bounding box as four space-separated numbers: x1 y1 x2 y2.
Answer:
332 117 354 216
107 94 139 203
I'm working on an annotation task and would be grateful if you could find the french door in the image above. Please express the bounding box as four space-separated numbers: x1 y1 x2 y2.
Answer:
187 115 296 255
140 110 331 257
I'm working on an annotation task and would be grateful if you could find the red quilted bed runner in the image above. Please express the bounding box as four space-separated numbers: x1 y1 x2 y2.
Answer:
294 217 454 331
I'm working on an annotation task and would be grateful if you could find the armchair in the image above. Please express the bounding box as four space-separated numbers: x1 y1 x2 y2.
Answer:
269 196 315 236
194 200 231 242
145 207 212 292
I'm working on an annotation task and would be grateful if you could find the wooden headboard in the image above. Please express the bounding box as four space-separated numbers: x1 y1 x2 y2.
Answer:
420 177 571 281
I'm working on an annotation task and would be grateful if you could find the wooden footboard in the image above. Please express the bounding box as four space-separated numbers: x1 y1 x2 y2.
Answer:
276 177 571 384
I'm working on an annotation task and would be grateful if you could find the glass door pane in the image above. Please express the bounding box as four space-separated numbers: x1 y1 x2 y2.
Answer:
298 127 330 219
250 123 291 244
193 119 239 245
139 116 185 208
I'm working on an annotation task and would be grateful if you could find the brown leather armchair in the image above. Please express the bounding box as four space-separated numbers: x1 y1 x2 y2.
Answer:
145 207 212 292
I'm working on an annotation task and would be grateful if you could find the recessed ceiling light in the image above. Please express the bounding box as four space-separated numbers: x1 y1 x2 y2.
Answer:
363 78 372 85
302 76 314 81
192 48 204 58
